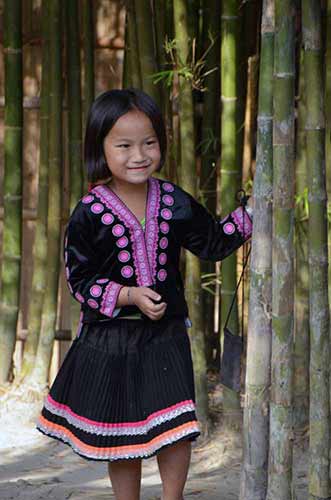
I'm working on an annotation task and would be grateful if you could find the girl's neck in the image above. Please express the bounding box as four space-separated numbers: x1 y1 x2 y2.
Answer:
109 178 149 198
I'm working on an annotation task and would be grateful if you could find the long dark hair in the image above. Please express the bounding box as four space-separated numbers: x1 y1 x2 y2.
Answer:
84 88 167 184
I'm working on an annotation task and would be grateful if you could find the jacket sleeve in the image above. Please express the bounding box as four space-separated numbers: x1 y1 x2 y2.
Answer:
63 207 124 318
178 192 252 262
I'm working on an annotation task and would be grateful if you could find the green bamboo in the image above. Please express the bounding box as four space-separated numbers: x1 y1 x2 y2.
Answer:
126 1 142 89
0 0 23 384
82 0 95 128
20 0 50 380
66 0 83 208
122 10 131 87
240 1 274 498
293 47 309 429
303 1 331 498
219 0 241 412
266 0 295 498
173 0 209 432
200 0 220 369
134 0 161 105
31 0 63 387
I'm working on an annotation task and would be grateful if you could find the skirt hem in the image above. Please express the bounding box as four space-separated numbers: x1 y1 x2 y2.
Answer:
36 424 200 462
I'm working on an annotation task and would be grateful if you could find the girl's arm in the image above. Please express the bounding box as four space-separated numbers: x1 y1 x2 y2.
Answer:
177 191 253 262
64 216 126 318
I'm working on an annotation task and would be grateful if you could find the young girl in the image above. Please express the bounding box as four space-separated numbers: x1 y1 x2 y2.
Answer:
36 88 253 500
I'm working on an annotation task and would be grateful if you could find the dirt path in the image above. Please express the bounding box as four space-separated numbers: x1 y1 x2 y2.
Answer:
0 387 309 499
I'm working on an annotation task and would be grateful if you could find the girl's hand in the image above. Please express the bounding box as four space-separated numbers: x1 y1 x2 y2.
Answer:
131 287 167 321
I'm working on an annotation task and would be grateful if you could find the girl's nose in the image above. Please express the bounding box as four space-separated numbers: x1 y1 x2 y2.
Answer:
132 146 146 162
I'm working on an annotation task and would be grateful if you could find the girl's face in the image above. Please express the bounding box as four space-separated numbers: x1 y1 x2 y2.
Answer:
103 110 161 186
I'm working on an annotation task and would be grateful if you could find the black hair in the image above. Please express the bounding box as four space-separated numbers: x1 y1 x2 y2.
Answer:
84 88 167 184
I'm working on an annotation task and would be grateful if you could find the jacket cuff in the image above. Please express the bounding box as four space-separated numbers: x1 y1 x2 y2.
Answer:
231 206 253 239
100 282 124 317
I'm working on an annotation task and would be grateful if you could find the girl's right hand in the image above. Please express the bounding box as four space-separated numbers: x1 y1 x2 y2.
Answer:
130 287 167 321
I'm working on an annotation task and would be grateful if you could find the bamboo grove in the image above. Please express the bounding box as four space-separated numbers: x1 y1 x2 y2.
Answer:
0 0 331 498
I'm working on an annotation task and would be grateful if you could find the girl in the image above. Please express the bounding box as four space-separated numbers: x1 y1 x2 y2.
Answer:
36 88 253 500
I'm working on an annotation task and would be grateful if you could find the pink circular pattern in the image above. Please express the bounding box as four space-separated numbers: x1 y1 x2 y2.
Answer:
112 224 125 237
91 202 104 214
157 269 167 281
160 237 168 249
162 194 174 206
90 285 102 297
121 265 134 278
116 236 129 248
96 278 109 284
160 221 169 234
101 213 114 225
87 298 99 309
82 195 94 204
159 252 167 265
162 182 174 192
118 250 131 263
223 222 235 235
161 208 172 220
75 292 85 303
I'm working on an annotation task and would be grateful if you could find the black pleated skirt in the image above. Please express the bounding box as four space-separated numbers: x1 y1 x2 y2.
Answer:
36 316 200 461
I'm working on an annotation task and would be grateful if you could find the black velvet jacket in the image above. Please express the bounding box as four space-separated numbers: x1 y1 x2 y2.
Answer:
64 177 252 323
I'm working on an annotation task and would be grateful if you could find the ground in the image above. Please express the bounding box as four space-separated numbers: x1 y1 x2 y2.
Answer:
0 381 309 500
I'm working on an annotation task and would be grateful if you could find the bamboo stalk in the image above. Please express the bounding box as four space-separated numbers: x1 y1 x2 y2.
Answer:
240 1 274 498
219 0 241 413
82 0 95 126
0 0 23 383
126 1 142 89
200 0 220 369
20 0 50 380
173 0 209 432
133 0 161 105
66 0 83 208
266 0 295 497
303 1 331 497
293 47 309 429
30 0 63 387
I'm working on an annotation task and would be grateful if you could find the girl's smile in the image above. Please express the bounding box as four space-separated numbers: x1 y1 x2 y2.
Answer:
103 109 161 187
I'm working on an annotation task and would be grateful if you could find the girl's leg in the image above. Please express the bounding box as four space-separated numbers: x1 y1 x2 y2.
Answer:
156 440 192 500
108 458 142 500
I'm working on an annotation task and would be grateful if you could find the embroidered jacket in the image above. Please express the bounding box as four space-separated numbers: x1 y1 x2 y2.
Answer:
64 177 252 323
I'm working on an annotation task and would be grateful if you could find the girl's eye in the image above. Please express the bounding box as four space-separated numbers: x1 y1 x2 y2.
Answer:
146 141 156 145
117 144 130 148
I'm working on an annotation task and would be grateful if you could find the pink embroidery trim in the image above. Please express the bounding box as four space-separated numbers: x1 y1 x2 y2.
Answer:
116 236 129 248
93 178 160 287
87 298 99 309
162 182 175 193
157 269 167 281
161 208 172 220
91 202 104 214
223 222 235 235
112 224 125 237
145 178 161 285
100 281 123 317
82 194 94 204
231 206 253 239
75 292 85 303
90 285 102 297
160 237 168 249
162 194 174 206
101 213 114 225
118 250 131 263
159 253 167 265
121 265 134 278
45 394 196 432
160 221 169 234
